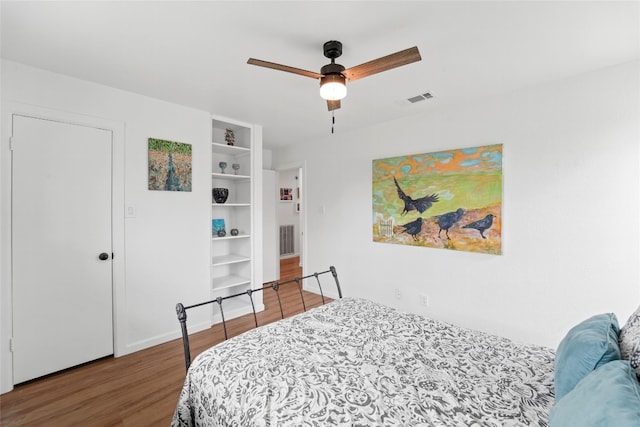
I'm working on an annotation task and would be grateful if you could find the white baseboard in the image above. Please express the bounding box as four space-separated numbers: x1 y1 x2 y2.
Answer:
121 320 211 356
211 303 265 325
303 283 340 301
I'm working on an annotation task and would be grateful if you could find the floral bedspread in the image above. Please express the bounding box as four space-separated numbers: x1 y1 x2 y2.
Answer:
172 298 554 426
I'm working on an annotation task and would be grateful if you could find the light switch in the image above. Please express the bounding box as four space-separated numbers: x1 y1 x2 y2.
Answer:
125 205 136 218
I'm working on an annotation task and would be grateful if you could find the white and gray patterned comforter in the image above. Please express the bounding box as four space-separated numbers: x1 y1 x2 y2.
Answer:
172 298 554 426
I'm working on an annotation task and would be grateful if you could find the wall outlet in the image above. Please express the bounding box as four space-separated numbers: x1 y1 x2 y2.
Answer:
394 288 402 300
125 204 136 218
419 294 429 307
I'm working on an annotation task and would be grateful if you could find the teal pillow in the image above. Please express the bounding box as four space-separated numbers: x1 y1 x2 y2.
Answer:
549 360 640 426
554 313 620 401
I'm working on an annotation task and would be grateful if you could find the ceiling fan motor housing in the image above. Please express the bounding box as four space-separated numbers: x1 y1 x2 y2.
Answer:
320 62 345 76
323 40 343 59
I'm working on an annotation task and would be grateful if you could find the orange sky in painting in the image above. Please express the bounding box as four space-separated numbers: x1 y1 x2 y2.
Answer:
373 144 502 178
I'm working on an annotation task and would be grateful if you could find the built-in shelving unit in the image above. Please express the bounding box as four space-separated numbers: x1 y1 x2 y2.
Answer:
210 116 262 322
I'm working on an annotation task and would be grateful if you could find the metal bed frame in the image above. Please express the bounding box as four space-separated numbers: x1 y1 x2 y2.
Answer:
175 266 342 372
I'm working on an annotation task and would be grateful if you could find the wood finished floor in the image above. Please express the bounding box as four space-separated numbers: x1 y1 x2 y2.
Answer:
0 257 321 426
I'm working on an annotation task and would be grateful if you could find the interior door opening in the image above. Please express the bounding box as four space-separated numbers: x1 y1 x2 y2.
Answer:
275 165 305 281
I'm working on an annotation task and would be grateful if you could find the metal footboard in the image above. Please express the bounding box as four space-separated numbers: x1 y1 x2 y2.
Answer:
175 266 342 372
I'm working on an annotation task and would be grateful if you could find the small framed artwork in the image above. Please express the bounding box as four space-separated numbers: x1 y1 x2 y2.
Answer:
212 219 226 236
148 138 192 192
280 188 293 201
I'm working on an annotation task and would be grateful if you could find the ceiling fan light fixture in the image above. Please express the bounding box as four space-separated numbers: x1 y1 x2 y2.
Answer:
320 74 347 101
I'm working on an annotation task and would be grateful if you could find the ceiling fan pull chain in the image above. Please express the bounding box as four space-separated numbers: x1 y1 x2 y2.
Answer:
331 112 335 134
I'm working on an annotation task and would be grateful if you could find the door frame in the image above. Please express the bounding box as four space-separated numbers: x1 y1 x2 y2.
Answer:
275 161 307 278
1 102 126 393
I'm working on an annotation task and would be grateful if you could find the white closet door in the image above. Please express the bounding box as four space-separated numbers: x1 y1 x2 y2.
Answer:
12 115 113 384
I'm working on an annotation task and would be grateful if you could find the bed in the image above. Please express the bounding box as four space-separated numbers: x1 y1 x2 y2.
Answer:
172 267 640 426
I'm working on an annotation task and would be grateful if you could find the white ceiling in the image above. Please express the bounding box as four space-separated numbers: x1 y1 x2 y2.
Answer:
2 1 638 150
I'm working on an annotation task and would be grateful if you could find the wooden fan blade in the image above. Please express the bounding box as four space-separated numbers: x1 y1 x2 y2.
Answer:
247 58 323 79
342 46 421 82
327 99 341 111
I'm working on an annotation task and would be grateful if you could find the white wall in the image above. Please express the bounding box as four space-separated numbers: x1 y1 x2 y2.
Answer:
262 169 279 283
273 60 640 349
1 60 213 392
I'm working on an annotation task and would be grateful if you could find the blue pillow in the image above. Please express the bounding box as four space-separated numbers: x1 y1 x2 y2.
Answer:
554 313 620 401
549 360 640 426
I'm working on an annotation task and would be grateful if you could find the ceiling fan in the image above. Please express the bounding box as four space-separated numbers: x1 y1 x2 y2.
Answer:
247 40 422 111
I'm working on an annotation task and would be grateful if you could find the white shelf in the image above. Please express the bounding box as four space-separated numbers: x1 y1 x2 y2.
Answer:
212 254 250 266
211 203 250 207
212 274 251 291
212 172 250 180
212 234 250 241
212 142 250 155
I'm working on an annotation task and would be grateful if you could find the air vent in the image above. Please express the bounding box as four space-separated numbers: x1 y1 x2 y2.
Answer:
407 92 433 103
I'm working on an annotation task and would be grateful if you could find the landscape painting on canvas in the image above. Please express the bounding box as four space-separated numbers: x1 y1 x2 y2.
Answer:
148 138 192 192
372 144 502 255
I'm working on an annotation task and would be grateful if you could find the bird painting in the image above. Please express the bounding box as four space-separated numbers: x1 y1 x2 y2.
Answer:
393 177 439 215
433 208 466 240
462 214 495 239
399 217 424 241
373 145 502 254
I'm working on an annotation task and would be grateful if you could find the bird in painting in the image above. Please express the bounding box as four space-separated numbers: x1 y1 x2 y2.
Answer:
399 217 424 241
433 208 465 240
462 214 495 239
393 177 439 216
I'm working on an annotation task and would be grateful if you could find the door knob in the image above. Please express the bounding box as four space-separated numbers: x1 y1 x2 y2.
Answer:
98 252 110 261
